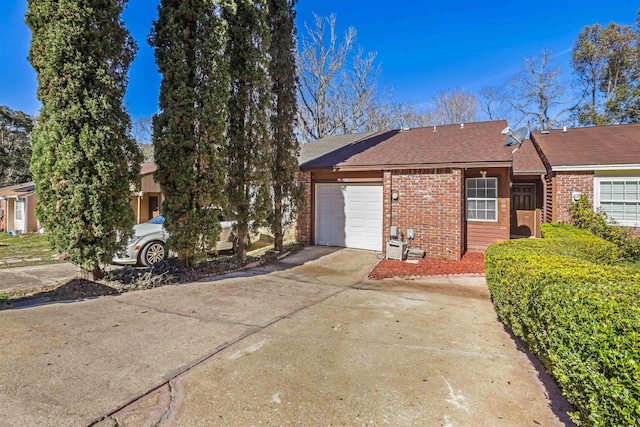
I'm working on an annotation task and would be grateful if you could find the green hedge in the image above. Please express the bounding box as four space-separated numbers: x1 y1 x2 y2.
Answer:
486 225 640 426
539 223 623 265
569 195 640 261
540 222 597 239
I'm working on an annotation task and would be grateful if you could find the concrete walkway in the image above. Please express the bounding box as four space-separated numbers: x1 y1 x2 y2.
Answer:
0 247 574 426
0 262 79 294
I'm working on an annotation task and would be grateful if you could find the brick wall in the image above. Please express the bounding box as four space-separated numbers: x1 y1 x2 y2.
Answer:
385 168 463 260
295 171 312 245
554 171 594 223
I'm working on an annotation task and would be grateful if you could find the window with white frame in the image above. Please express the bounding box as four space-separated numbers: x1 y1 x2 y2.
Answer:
466 177 498 221
14 200 23 221
596 178 640 226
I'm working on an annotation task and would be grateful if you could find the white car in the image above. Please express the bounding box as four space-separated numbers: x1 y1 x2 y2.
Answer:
112 215 236 267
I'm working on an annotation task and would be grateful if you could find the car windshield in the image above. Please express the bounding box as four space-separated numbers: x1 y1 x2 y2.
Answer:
148 216 165 225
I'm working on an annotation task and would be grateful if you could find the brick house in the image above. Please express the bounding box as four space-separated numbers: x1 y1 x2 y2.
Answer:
530 123 640 227
297 120 545 259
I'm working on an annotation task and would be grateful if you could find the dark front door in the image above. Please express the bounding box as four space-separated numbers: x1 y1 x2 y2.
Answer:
149 195 159 220
511 184 536 237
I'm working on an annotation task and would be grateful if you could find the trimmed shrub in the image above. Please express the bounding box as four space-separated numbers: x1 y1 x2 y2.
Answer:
486 227 640 426
539 224 622 265
540 222 596 239
569 195 640 261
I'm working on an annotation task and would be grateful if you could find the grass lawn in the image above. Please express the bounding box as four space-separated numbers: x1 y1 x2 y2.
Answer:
0 233 63 269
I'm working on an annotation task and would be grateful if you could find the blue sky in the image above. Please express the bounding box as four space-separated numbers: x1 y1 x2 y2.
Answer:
1 1 637 120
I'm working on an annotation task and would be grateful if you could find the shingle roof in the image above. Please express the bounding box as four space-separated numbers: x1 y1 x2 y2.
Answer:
298 131 376 165
0 181 35 198
140 162 157 175
300 121 519 170
512 138 546 175
531 123 640 169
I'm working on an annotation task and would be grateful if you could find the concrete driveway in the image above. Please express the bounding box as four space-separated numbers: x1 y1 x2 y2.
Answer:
0 247 574 426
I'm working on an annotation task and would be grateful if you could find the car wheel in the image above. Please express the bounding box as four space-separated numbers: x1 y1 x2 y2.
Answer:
139 241 166 267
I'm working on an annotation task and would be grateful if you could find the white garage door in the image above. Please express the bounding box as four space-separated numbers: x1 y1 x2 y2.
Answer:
315 183 383 251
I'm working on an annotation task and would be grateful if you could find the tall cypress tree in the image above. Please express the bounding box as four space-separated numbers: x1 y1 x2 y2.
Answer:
26 0 141 279
150 0 229 267
224 0 272 261
267 0 302 252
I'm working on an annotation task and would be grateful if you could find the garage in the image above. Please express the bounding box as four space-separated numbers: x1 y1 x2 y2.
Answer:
315 183 383 251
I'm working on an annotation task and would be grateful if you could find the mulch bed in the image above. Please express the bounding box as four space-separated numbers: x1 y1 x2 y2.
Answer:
368 252 485 280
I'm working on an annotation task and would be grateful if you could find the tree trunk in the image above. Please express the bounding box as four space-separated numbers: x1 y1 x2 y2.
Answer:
236 227 247 261
81 266 103 281
273 188 283 252
180 252 194 269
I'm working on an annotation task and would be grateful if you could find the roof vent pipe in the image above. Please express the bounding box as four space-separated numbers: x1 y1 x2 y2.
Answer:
433 126 437 132
460 123 464 129
562 126 567 133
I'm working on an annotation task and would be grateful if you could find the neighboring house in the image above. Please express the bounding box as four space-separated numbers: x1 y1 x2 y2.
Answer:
0 181 38 234
0 163 163 234
530 123 640 227
131 162 163 224
297 121 546 260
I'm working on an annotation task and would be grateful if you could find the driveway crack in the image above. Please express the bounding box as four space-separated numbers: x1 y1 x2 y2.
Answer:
111 299 262 328
88 284 351 426
155 380 175 427
398 295 429 302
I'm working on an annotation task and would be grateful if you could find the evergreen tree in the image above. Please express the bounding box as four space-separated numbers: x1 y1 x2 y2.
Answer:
224 0 272 261
572 22 639 125
0 106 34 186
26 0 141 279
150 0 229 267
267 0 302 251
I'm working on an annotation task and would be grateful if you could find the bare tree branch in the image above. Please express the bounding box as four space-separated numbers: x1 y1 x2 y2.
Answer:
297 14 405 142
507 49 575 130
479 86 512 122
432 88 477 125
